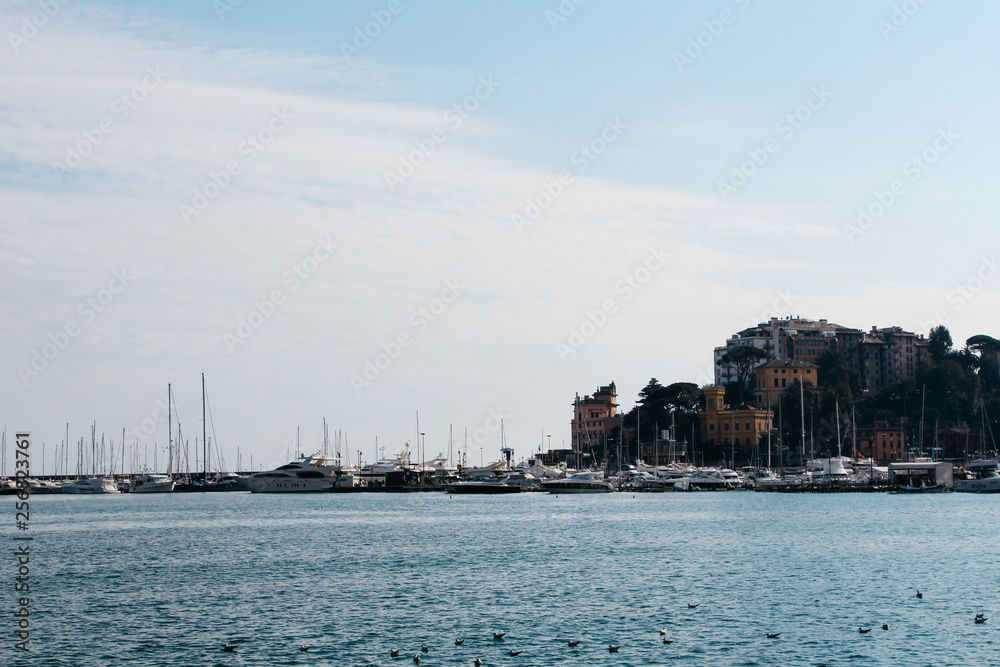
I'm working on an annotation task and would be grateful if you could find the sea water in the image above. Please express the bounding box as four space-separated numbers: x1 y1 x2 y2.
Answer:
7 491 1000 666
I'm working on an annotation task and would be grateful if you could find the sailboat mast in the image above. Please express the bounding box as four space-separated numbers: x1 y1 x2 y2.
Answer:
167 383 173 476
202 373 207 483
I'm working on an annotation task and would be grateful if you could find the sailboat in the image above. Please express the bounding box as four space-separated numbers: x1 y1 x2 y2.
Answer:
174 375 248 492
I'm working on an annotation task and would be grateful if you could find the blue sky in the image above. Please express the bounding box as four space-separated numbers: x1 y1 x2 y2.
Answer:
1 0 998 472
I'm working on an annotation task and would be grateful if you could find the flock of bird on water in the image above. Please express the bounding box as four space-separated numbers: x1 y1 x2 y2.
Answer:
218 590 988 662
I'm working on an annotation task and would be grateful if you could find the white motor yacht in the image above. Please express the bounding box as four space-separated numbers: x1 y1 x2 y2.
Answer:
63 478 121 494
130 474 175 493
541 471 613 493
955 460 1000 493
672 468 735 491
247 453 344 493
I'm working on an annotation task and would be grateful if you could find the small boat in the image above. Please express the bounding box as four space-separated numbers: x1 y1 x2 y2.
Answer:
63 478 121 494
899 483 949 493
541 471 613 493
130 473 175 493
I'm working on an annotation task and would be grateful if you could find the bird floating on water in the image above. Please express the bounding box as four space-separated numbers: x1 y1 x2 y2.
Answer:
882 623 889 631
662 638 673 644
608 645 620 653
509 649 522 656
567 641 580 647
455 639 464 646
975 614 988 624
766 633 780 639
493 632 505 640
916 590 923 599
688 603 699 609
474 659 482 667
390 648 400 657
413 655 420 664
300 644 310 652
859 627 872 634
421 645 430 653
223 643 237 652
659 629 667 635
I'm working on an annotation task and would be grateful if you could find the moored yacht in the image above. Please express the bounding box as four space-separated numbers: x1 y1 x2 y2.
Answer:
672 468 736 491
444 479 521 494
63 477 121 494
955 460 1000 493
246 453 344 493
130 473 175 493
541 471 613 493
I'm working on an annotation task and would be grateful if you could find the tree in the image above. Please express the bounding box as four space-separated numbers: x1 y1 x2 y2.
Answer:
633 379 702 460
717 346 769 405
967 334 1000 355
816 350 861 404
928 325 953 361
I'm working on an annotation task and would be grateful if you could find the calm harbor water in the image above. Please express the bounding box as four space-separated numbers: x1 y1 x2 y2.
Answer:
9 491 1000 666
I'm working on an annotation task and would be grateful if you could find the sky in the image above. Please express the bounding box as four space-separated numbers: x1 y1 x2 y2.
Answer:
2 0 998 474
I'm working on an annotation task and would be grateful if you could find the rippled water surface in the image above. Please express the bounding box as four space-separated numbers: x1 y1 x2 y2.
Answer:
9 491 1000 666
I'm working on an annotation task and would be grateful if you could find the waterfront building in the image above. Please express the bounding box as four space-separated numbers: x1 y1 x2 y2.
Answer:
854 326 929 392
714 317 858 387
715 318 929 395
935 426 979 461
698 386 773 450
571 382 618 466
753 358 818 407
855 422 905 464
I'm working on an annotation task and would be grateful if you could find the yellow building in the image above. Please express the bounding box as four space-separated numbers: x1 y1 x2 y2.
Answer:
753 358 818 407
699 386 773 448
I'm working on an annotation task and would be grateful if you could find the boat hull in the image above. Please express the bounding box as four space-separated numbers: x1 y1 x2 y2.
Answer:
954 478 1000 493
542 483 613 493
444 482 521 494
